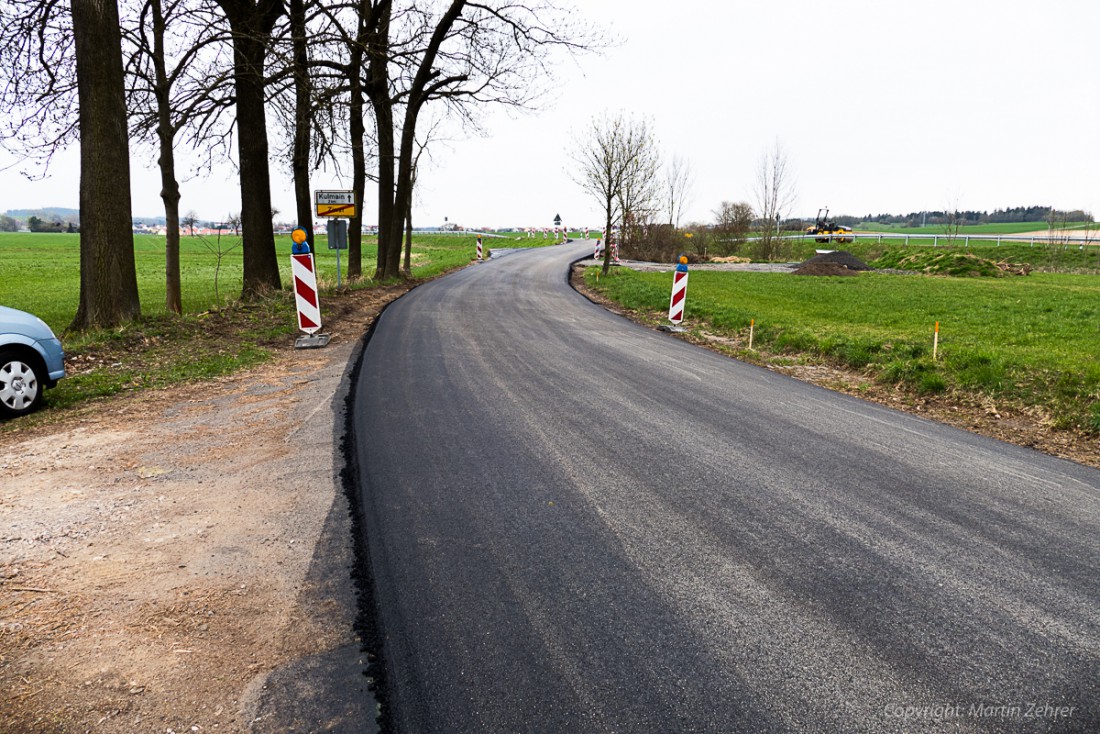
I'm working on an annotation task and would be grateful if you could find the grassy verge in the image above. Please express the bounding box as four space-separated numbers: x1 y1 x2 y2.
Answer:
735 237 1100 273
0 231 524 425
584 267 1100 434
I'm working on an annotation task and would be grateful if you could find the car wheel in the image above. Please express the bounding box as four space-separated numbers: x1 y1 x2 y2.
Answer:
0 350 44 418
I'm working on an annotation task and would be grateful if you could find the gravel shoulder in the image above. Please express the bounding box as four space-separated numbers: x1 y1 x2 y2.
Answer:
0 286 407 733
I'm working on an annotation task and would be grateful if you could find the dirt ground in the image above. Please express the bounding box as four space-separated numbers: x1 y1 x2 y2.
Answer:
3 263 1097 732
1 285 410 733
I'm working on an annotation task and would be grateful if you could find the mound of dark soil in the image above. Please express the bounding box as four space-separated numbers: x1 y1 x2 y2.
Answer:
799 250 871 271
792 262 861 276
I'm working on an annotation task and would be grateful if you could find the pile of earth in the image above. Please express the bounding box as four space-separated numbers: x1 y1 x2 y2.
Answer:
791 250 870 276
892 252 1031 277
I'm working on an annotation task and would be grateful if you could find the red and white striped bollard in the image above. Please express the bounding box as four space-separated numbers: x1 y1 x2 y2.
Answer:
668 255 689 326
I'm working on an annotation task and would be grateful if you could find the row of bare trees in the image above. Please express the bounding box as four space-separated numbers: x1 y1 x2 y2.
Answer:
572 117 801 268
571 113 696 274
0 0 600 329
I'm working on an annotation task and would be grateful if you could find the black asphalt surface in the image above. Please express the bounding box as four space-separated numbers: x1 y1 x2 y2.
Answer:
350 242 1100 733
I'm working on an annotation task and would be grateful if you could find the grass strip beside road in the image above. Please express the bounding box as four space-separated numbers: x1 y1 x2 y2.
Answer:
584 267 1100 435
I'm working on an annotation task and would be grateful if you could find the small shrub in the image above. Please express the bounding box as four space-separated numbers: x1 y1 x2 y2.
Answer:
774 329 818 353
918 372 948 394
879 358 944 393
950 350 1006 391
886 252 1029 278
1088 403 1100 434
824 338 881 369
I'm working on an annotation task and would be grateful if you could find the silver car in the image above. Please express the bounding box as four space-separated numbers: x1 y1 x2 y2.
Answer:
0 306 66 417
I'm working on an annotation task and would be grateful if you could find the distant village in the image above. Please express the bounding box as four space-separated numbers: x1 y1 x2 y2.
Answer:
2 208 582 237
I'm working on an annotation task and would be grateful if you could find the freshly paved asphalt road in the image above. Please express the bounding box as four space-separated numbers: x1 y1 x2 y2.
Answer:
351 242 1100 733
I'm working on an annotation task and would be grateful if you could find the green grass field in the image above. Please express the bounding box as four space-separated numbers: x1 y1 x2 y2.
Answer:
0 230 575 331
585 267 1100 434
0 230 532 421
0 232 487 331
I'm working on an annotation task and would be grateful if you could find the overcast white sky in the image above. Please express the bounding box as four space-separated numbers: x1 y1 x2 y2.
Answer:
1 0 1097 229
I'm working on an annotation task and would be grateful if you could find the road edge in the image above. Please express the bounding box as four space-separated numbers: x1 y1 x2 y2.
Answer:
340 296 399 734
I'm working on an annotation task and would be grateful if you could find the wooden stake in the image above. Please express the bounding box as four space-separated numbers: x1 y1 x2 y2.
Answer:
749 318 755 350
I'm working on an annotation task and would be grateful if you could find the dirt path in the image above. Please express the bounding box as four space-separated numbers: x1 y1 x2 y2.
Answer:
1 286 407 733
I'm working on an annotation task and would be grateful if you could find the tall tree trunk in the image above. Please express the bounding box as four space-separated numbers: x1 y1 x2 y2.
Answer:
348 42 365 280
601 209 613 275
381 0 465 281
403 166 413 274
372 104 395 280
150 0 182 314
217 0 283 297
366 0 394 281
70 0 141 330
289 0 313 250
386 103 418 280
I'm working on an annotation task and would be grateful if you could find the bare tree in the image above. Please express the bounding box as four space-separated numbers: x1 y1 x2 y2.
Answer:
124 0 232 315
287 0 387 280
943 193 963 246
403 119 445 275
0 1 79 170
370 1 603 280
618 131 661 248
285 0 314 249
664 154 693 229
753 140 796 261
712 201 753 255
1045 207 1072 247
571 112 660 275
70 0 141 330
0 0 138 328
213 0 284 297
182 209 199 236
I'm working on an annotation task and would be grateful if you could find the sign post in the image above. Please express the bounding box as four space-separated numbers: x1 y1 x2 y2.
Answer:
327 219 348 288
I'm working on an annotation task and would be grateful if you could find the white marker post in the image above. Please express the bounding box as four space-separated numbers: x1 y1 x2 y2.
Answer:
933 321 940 361
476 235 484 261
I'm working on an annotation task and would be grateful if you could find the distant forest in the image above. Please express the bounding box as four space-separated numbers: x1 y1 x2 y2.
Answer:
845 206 1093 227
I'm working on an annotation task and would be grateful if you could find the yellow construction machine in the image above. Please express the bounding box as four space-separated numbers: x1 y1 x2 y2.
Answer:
804 208 853 244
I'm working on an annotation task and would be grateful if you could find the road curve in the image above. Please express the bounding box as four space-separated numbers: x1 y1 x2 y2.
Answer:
351 242 1100 733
